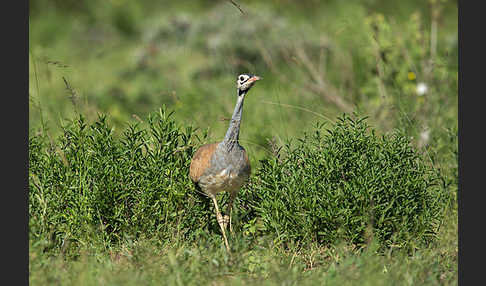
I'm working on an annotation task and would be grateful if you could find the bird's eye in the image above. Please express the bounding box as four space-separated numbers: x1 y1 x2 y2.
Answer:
239 76 245 82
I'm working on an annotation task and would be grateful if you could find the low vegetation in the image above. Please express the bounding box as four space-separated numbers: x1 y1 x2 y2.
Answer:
29 107 457 285
243 114 450 250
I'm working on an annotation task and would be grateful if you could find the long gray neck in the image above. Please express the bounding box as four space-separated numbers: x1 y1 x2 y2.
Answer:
222 90 246 150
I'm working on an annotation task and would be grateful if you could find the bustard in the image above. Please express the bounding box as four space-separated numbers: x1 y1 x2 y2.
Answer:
189 74 261 252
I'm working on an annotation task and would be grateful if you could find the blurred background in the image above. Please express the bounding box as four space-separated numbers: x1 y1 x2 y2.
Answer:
29 0 458 164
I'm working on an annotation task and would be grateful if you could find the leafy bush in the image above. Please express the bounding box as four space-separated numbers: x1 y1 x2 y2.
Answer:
29 107 216 255
240 114 444 250
29 108 446 255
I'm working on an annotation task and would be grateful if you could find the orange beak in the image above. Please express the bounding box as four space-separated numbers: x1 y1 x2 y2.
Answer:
247 75 261 84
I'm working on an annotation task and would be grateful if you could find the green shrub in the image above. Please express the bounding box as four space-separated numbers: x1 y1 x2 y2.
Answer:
240 114 443 250
29 108 446 255
28 107 216 255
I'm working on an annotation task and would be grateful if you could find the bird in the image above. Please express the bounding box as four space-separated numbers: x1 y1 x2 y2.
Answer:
189 73 261 252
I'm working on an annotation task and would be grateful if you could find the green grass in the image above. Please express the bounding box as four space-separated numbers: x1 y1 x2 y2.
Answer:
29 0 457 285
29 213 457 285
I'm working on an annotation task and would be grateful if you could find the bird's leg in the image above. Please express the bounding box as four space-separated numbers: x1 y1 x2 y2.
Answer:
226 191 238 234
211 195 231 252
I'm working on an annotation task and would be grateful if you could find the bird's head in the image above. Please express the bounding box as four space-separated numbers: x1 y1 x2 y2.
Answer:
236 74 261 96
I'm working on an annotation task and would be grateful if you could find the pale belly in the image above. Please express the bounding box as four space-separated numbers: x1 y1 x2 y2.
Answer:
198 167 249 196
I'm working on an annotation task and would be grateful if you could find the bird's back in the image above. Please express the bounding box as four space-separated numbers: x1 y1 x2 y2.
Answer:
189 143 219 183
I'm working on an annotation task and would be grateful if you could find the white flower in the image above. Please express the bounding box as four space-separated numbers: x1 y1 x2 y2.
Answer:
416 82 428 96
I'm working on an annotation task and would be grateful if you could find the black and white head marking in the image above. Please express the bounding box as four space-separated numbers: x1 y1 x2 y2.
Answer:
236 73 261 96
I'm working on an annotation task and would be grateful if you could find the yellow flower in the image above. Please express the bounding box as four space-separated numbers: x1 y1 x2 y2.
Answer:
408 72 416 81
